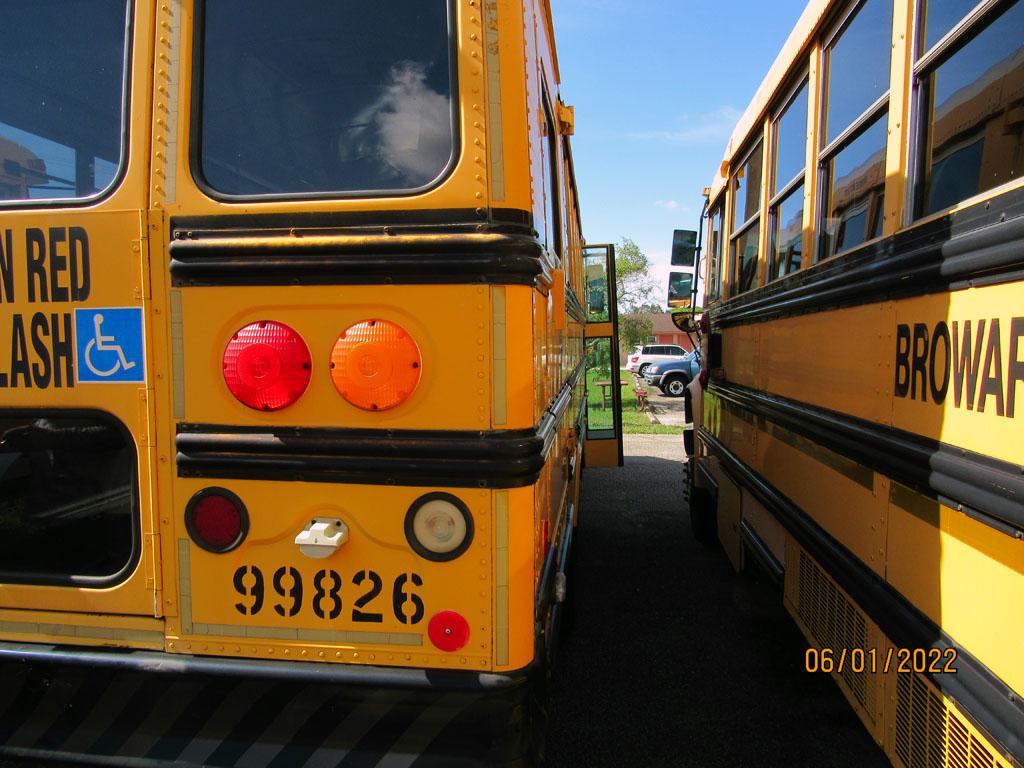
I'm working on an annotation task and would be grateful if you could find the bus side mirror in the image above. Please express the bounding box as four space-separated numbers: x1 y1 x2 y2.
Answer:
671 312 699 333
667 271 693 308
670 229 698 268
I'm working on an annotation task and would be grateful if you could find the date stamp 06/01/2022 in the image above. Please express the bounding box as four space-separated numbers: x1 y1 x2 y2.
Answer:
805 647 959 675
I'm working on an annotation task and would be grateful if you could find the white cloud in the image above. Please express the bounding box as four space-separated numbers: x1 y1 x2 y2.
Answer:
654 200 679 209
628 106 742 146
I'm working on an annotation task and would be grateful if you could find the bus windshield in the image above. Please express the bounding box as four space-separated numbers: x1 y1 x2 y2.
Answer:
198 0 457 198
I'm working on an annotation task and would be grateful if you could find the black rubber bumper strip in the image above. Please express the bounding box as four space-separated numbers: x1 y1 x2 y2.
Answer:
699 427 1024 765
710 382 1024 536
169 228 547 287
712 186 1024 328
0 641 526 692
177 371 578 489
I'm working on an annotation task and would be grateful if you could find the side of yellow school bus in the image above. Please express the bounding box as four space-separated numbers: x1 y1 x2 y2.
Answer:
688 1 1024 767
0 1 602 764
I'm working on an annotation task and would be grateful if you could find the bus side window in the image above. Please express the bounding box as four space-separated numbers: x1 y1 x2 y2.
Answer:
729 140 764 295
768 79 808 281
817 0 892 261
707 202 724 302
914 1 1024 218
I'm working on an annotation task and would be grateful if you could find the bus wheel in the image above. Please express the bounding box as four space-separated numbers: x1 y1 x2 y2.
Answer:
689 485 717 545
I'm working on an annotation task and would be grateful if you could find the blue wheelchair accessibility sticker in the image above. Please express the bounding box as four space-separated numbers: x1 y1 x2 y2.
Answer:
75 308 146 384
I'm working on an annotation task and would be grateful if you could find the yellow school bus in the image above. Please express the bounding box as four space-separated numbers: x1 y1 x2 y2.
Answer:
0 2 621 764
686 1 1024 767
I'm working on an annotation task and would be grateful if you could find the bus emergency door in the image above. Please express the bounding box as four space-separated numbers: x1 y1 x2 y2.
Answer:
583 244 623 467
0 3 160 621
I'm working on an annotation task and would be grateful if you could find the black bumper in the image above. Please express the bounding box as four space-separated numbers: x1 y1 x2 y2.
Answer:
0 642 535 768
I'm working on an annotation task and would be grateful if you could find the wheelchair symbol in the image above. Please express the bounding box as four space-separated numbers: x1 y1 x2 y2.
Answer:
84 313 137 378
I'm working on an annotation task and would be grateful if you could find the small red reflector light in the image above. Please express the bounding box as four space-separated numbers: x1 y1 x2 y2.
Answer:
185 488 248 553
223 321 311 411
428 611 470 652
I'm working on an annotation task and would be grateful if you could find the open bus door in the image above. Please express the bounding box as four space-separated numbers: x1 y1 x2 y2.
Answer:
582 244 623 467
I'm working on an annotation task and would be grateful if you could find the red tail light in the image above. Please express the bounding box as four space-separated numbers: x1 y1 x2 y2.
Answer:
428 611 470 652
185 488 248 553
223 321 311 411
630 355 639 362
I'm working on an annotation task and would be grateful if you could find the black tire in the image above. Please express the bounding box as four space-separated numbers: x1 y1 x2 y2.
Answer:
637 363 651 376
689 484 718 545
663 375 688 397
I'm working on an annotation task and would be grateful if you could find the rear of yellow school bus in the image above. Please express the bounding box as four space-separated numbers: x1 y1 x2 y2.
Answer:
0 2 588 765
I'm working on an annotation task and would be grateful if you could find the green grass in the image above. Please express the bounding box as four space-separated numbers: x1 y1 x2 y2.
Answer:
585 368 684 435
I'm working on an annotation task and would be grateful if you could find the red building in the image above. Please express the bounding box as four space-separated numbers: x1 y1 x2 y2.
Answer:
648 313 695 351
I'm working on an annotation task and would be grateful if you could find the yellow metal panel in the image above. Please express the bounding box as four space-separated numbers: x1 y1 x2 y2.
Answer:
0 610 164 650
882 0 913 236
891 285 1024 466
152 1 184 205
0 3 157 622
494 490 510 666
483 0 506 202
503 485 536 670
746 285 1023 467
753 303 894 425
492 286 508 426
583 438 618 468
755 117 771 289
177 285 492 431
887 484 1024 698
802 43 821 268
719 406 887 577
716 469 743 572
172 479 494 671
721 323 760 389
504 286 537 429
743 495 787 566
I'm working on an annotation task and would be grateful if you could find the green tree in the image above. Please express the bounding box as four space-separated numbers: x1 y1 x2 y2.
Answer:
615 238 657 312
619 310 654 352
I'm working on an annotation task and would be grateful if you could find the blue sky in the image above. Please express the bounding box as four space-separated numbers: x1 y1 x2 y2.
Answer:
550 0 808 305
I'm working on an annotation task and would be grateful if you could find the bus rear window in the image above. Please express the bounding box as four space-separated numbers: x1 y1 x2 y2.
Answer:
0 413 136 584
198 0 456 198
0 1 130 203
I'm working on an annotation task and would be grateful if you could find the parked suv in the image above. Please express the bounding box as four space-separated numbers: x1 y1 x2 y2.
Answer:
626 344 690 376
644 353 701 397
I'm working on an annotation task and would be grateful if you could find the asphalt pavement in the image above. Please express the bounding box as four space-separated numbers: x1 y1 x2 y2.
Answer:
546 435 890 768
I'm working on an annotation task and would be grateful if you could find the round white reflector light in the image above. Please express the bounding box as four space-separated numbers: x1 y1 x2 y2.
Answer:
404 493 473 561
